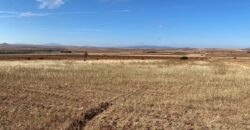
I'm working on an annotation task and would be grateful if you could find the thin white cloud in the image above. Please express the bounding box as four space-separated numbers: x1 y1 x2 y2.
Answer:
37 0 65 9
0 11 19 14
0 15 17 18
19 12 47 17
0 9 131 18
0 10 47 18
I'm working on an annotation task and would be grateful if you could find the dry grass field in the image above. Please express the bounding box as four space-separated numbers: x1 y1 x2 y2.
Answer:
0 59 250 129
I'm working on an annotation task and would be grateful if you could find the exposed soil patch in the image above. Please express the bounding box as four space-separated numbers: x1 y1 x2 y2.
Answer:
66 102 111 130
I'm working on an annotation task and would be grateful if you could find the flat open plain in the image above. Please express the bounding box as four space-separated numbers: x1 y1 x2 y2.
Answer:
0 59 250 129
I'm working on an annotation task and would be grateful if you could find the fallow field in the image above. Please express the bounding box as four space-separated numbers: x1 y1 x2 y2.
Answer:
0 59 250 129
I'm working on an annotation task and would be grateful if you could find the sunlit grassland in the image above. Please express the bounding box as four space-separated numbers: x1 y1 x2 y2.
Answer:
0 60 249 129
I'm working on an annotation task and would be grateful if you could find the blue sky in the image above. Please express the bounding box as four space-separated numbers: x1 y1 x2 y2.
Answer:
0 0 250 48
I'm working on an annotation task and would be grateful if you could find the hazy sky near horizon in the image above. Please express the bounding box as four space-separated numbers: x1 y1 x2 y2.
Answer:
0 0 250 48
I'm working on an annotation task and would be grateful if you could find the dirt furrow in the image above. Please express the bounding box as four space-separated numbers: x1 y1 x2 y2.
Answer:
65 102 111 130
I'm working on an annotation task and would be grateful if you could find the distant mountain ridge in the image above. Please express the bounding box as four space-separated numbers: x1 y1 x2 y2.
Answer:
1 43 197 49
124 45 174 49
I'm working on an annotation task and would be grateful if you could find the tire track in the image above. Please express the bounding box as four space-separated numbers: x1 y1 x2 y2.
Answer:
65 86 147 130
65 102 111 130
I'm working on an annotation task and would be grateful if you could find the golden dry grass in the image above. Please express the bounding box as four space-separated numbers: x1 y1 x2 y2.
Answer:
0 60 250 130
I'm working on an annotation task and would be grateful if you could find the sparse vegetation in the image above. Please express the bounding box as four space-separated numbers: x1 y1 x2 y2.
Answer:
84 52 88 61
61 50 72 53
180 56 189 60
0 60 250 129
146 51 157 53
